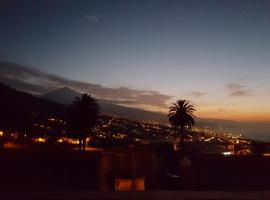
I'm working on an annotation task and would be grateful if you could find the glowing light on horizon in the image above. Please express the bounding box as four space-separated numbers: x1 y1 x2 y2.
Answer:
34 137 46 143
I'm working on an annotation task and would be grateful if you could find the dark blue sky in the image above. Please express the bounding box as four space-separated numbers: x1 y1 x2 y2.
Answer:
1 0 270 120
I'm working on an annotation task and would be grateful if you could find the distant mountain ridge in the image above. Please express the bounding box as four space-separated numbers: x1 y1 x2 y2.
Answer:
41 87 82 105
42 87 270 141
0 83 67 130
41 87 168 123
41 87 242 131
2 83 270 140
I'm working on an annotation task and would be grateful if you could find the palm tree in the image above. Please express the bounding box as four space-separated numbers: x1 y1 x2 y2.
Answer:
67 93 100 151
168 99 196 153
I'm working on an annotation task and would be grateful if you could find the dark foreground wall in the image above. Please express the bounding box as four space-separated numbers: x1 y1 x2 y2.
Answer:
1 149 270 191
0 150 100 190
189 155 270 190
1 191 270 200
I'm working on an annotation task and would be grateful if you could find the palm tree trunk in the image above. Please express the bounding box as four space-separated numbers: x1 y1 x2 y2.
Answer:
79 138 82 151
180 127 186 155
83 137 86 151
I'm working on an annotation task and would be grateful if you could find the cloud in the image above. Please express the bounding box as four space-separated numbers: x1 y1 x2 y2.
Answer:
230 90 251 97
84 14 99 22
0 60 172 109
189 91 205 97
226 83 252 97
216 108 230 113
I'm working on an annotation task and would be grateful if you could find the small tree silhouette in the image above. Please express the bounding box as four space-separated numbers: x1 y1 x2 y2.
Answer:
67 93 100 151
168 99 195 153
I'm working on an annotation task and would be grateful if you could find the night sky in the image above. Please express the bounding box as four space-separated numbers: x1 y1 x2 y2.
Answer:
1 0 270 121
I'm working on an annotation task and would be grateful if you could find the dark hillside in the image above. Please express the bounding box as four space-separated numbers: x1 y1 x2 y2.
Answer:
0 83 67 131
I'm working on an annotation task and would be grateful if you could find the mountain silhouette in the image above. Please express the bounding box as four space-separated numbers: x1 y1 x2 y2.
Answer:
2 82 265 139
41 87 245 133
41 87 81 105
0 83 67 131
41 87 168 123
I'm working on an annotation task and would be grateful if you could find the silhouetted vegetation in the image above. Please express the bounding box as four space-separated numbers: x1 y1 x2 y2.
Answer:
66 94 100 151
168 99 196 152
